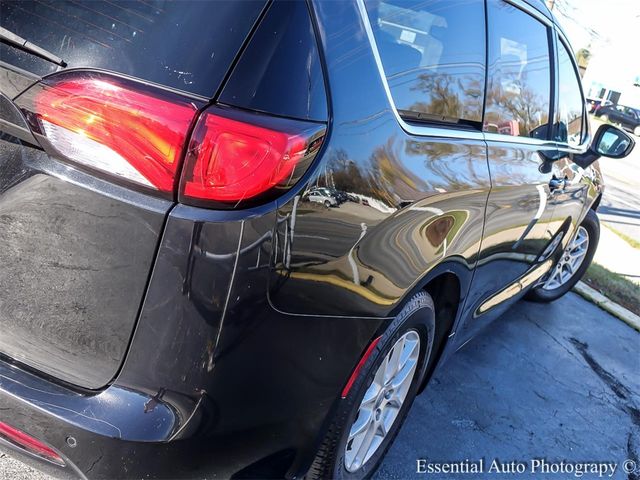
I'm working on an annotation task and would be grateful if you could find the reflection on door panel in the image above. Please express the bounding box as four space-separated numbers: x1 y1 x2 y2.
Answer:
270 137 491 318
460 143 560 340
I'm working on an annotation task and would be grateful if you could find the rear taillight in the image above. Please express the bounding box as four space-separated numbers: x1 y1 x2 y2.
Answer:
28 73 197 192
0 421 65 466
19 72 325 205
181 107 325 204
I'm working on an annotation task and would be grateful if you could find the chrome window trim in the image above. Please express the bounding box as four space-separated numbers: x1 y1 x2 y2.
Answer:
483 132 557 149
356 0 591 153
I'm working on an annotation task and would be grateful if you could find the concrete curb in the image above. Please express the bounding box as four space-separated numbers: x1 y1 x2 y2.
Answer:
573 281 640 332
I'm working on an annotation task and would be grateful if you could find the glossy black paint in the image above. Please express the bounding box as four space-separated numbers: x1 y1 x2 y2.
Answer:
0 0 606 478
458 140 564 342
0 111 171 389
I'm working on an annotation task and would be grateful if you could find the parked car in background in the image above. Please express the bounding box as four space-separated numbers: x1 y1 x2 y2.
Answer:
0 0 635 479
328 187 349 204
305 187 339 207
586 97 612 114
595 104 640 136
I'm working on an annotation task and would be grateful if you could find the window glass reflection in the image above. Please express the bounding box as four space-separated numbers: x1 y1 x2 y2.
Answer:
365 0 486 124
598 130 630 156
556 41 584 146
484 1 551 138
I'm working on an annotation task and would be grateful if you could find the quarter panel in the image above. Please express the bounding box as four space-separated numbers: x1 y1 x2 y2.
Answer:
116 207 244 397
269 0 491 318
115 205 385 478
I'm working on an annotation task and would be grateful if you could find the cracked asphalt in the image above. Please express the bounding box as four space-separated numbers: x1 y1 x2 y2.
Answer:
2 292 639 479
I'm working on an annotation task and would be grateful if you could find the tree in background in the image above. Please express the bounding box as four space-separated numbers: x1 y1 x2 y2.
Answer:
575 47 592 77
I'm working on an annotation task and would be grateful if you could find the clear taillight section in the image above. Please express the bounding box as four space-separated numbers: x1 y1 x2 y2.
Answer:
18 72 325 205
181 107 325 203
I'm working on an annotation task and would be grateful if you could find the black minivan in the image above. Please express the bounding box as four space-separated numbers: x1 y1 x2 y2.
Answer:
0 0 634 478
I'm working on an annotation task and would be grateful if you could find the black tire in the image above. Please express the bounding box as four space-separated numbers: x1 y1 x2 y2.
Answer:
307 292 436 480
324 200 331 208
526 209 599 303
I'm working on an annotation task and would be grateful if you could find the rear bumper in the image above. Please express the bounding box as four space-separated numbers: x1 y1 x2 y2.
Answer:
0 314 384 479
0 203 386 478
0 354 314 479
0 360 181 479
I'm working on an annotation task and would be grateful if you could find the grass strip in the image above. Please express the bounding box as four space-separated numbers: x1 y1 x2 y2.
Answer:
583 262 640 315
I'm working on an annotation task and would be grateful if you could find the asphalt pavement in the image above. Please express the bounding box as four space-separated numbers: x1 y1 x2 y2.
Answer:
377 292 640 479
2 292 638 479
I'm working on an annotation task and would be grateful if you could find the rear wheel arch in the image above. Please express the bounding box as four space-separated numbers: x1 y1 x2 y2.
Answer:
387 266 464 395
307 290 436 479
417 272 460 393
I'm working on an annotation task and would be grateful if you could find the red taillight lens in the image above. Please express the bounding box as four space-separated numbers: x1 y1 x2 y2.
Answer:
0 421 65 466
28 73 197 192
19 72 326 205
181 107 325 204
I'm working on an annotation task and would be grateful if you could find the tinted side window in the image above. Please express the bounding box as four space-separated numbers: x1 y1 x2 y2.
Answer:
556 41 584 146
364 0 486 124
484 1 551 139
0 0 266 98
219 0 327 122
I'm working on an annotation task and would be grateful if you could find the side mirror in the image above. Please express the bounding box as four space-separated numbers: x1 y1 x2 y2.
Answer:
573 124 635 168
593 123 635 158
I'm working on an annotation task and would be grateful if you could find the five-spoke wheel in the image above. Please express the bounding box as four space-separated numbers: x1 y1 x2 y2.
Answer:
308 292 435 480
527 209 600 303
542 226 589 290
344 330 420 472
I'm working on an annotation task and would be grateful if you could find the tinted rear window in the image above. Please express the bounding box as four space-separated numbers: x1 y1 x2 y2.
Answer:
0 0 266 98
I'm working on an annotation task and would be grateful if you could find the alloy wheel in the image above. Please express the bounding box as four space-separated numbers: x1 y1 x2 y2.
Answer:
344 330 420 472
542 226 589 291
